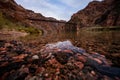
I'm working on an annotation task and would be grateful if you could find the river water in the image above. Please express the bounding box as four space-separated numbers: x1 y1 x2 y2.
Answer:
0 27 120 67
21 28 120 67
21 28 120 55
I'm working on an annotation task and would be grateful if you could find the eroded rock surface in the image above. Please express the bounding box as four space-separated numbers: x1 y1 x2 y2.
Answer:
67 0 120 29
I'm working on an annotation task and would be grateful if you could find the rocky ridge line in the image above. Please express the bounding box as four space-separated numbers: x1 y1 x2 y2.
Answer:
67 0 120 29
0 0 65 34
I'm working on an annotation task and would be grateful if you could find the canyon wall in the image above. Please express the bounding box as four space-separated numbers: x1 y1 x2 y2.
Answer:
0 0 65 34
67 0 120 29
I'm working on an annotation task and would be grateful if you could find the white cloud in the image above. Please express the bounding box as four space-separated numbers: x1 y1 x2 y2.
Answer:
59 0 103 8
15 0 103 21
16 0 71 20
59 0 82 8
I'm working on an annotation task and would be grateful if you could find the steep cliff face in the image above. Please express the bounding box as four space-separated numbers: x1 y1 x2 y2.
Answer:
0 0 65 34
68 0 120 28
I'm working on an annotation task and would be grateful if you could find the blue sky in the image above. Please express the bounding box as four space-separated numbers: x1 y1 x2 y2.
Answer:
15 0 102 21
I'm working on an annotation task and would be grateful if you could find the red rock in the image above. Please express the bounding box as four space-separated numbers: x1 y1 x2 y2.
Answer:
0 47 6 51
56 68 60 75
13 54 28 60
67 0 120 29
90 52 98 54
54 48 61 52
91 71 96 76
25 75 32 80
0 51 7 54
74 62 84 70
75 54 86 63
0 0 65 33
45 77 52 80
19 66 29 73
1 72 9 80
5 43 12 47
48 58 62 68
36 67 45 74
44 73 49 77
93 58 102 64
48 58 58 64
0 62 9 67
63 50 73 54
54 75 59 80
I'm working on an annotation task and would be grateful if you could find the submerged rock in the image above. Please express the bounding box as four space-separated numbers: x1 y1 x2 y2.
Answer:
0 40 120 80
53 51 72 64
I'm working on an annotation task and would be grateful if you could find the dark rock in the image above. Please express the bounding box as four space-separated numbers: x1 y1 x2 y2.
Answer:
14 47 25 54
0 61 27 76
10 40 17 46
5 71 28 80
5 71 20 80
74 62 84 70
0 40 120 80
6 46 13 52
0 40 6 47
29 66 36 74
15 73 28 80
54 51 72 64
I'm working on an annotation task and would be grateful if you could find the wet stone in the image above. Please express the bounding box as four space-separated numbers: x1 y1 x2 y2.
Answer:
0 40 120 80
10 40 17 46
14 47 25 54
53 51 72 64
74 61 84 70
29 66 37 74
6 46 13 52
32 55 39 60
0 40 6 47
75 54 87 63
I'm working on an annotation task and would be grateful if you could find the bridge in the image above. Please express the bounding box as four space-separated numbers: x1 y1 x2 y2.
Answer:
27 18 77 31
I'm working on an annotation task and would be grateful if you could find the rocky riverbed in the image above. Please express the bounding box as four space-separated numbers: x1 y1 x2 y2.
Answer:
0 40 120 80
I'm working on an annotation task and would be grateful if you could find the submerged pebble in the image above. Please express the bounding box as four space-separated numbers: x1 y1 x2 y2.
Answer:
0 40 119 80
32 55 39 60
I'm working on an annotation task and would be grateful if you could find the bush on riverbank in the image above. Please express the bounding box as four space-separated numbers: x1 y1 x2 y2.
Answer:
0 12 42 35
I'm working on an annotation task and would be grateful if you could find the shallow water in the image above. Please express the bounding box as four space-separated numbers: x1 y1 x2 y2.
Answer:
23 28 120 66
19 28 120 54
3 28 119 54
1 27 120 66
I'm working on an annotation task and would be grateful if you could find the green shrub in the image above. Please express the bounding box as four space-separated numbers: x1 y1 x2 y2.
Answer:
0 12 42 34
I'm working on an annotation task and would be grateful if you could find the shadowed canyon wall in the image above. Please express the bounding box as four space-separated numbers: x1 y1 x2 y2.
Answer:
0 0 120 33
66 0 120 30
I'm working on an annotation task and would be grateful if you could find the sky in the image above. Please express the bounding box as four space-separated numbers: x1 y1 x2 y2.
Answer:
15 0 102 21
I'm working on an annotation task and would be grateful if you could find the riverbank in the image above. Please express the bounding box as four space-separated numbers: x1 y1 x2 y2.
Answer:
0 12 42 39
0 40 120 80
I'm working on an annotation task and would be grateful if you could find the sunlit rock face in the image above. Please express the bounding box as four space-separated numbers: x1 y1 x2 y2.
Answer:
67 0 120 28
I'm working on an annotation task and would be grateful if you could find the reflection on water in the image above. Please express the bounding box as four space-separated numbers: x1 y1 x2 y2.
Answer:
19 29 120 55
76 30 120 54
1 28 120 66
22 28 120 66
